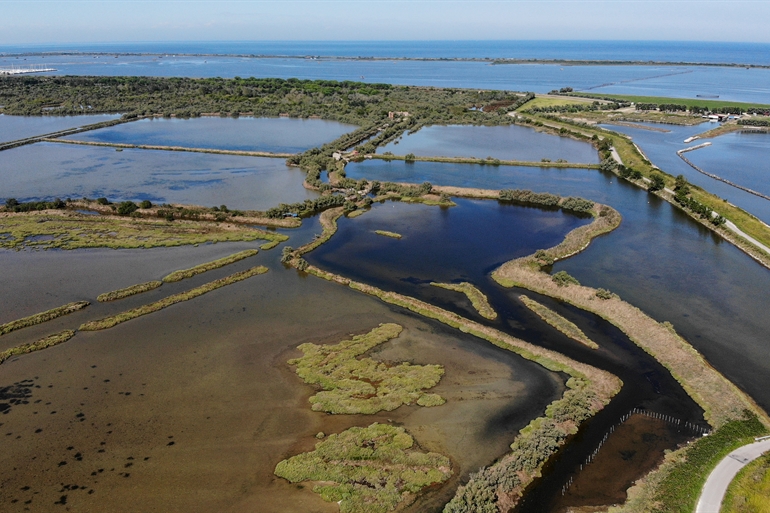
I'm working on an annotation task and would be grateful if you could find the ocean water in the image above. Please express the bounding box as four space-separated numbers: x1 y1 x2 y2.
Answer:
2 41 770 103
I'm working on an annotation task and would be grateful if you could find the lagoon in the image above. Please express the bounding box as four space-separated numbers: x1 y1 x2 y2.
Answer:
0 142 316 210
378 124 600 163
0 113 121 144
63 116 356 154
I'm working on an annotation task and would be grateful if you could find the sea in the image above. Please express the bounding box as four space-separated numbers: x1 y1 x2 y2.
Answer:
2 41 770 103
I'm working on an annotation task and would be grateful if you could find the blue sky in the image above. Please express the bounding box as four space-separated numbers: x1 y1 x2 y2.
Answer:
2 0 770 44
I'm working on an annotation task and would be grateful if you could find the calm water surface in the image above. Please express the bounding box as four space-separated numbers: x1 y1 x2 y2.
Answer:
0 142 316 209
378 124 599 163
4 53 770 103
0 114 121 143
64 117 356 153
603 122 770 224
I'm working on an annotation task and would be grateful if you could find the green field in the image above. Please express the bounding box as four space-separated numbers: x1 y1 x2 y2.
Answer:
573 93 770 111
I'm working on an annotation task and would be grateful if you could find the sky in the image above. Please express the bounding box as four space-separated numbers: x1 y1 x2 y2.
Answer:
2 0 770 45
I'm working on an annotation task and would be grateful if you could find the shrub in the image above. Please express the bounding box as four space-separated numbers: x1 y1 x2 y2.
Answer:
139 200 153 209
648 173 666 192
595 288 617 300
96 197 110 205
116 201 138 216
552 271 580 287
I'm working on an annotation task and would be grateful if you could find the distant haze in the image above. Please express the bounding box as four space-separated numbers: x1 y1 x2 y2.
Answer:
1 0 770 44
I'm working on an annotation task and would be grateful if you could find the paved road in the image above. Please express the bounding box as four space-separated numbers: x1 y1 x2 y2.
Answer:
695 438 770 513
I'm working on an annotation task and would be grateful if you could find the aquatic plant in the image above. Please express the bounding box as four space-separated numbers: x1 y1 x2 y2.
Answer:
162 249 259 282
0 301 89 336
519 295 597 349
374 230 402 239
80 266 268 331
0 330 76 365
288 323 445 414
275 423 452 513
97 281 163 302
430 282 497 320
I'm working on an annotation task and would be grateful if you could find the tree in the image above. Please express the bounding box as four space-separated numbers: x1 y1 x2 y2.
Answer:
5 198 19 209
404 153 416 162
648 173 666 192
117 201 138 216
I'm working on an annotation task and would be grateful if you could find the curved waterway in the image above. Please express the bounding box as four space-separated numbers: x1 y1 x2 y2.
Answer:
345 159 770 416
0 142 316 209
306 199 706 511
378 124 600 164
62 116 357 154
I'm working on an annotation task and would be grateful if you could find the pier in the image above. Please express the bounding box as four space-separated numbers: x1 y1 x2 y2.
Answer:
0 64 57 75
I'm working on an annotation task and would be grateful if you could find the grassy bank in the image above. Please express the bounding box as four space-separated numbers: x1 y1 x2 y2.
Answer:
611 415 767 513
519 294 598 349
295 260 621 512
296 207 344 255
374 229 402 239
722 449 770 513
274 423 452 513
288 323 445 414
162 249 259 282
371 153 599 169
522 113 770 260
0 301 89 336
0 330 76 365
430 282 498 320
0 210 287 250
97 281 162 302
571 93 770 111
80 266 268 331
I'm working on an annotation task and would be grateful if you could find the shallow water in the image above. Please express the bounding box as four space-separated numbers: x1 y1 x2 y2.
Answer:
63 117 356 154
0 234 564 512
378 124 599 164
0 114 121 144
687 131 770 196
0 142 316 209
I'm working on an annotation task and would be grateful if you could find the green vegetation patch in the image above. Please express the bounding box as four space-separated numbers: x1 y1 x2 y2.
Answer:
651 415 767 513
572 93 770 111
80 266 268 331
374 230 402 239
431 282 497 320
259 240 280 250
0 301 89 336
0 330 76 365
519 295 598 349
162 249 259 282
722 450 770 513
288 323 445 414
97 281 162 302
0 212 287 250
274 423 452 513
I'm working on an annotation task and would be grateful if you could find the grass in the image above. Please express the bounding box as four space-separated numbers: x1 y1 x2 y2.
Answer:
374 230 402 239
722 451 770 513
259 240 280 250
296 207 344 255
288 323 446 414
0 301 89 336
0 211 287 250
430 282 497 320
274 422 452 513
523 96 598 110
572 93 770 111
0 330 76 365
97 281 162 302
162 249 259 282
80 266 268 331
371 153 599 169
519 294 598 349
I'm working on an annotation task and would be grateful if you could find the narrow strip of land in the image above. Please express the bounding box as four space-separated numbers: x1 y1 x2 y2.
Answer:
44 138 296 158
678 145 770 202
371 153 599 169
0 301 89 336
0 117 137 152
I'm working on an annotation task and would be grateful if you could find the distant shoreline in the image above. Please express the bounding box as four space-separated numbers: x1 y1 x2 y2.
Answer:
2 52 770 69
